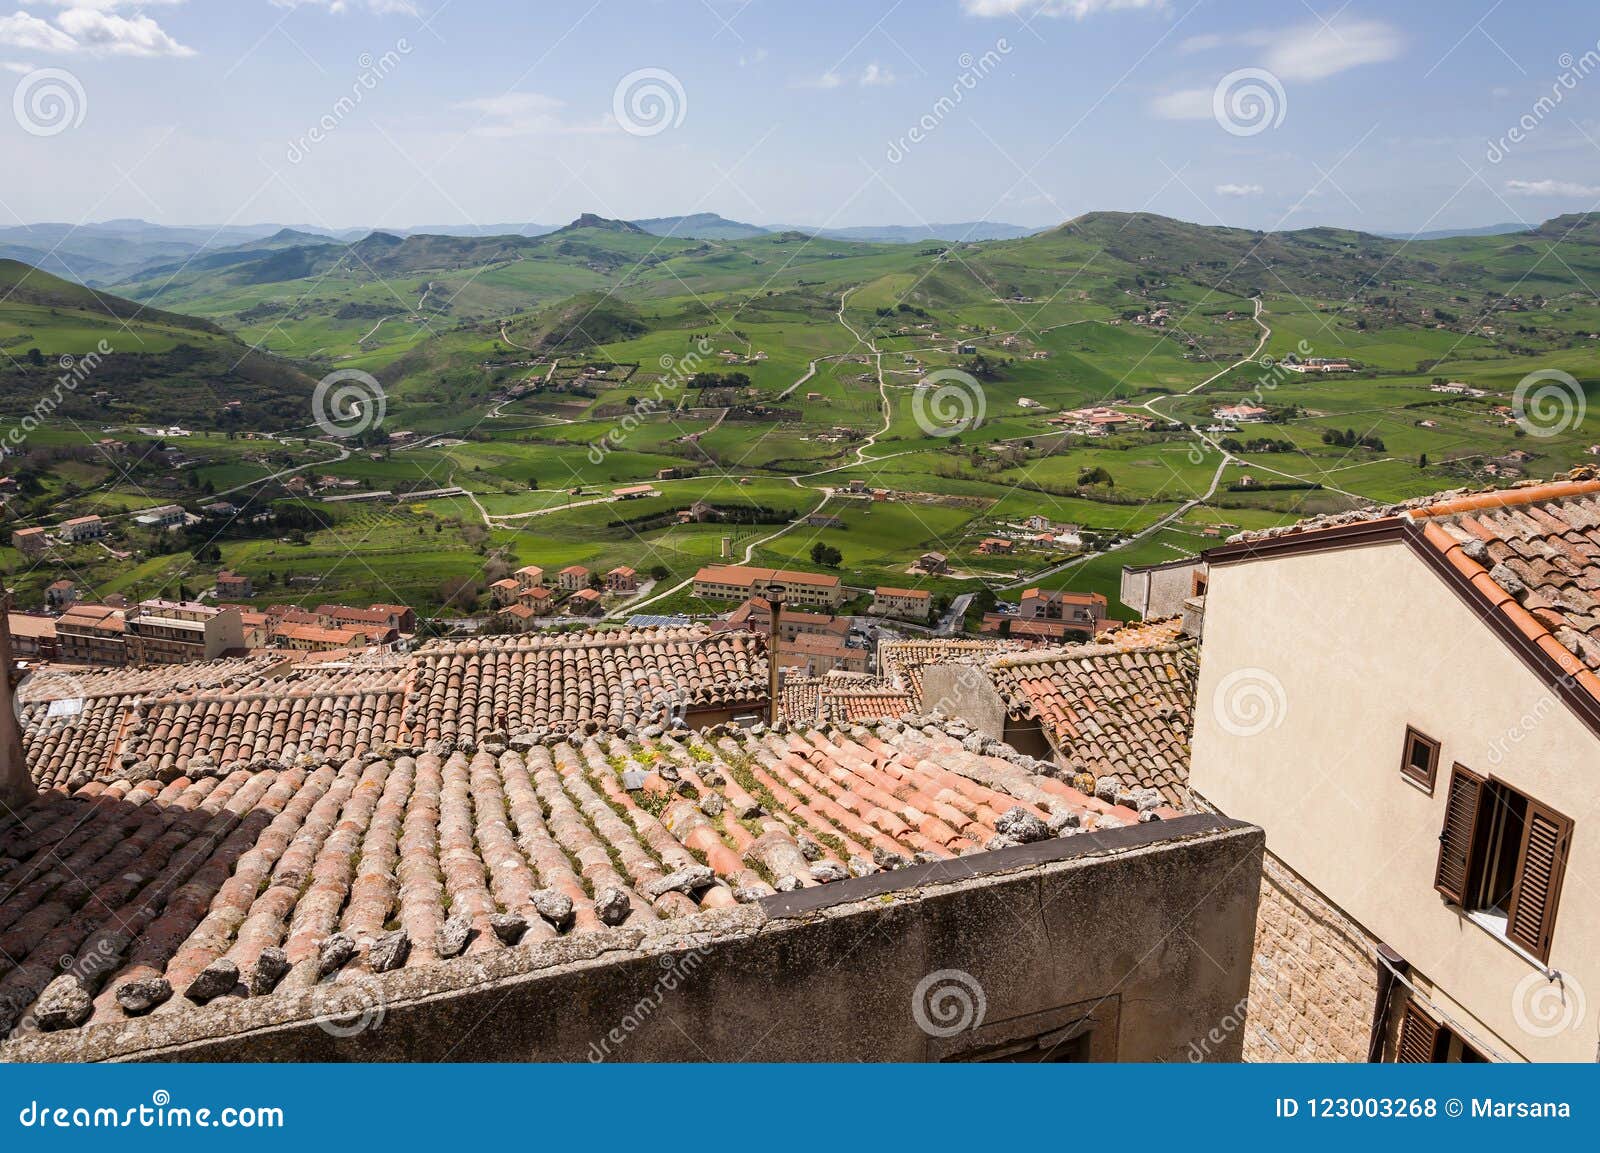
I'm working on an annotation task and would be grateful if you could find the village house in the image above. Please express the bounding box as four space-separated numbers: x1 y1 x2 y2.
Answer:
557 565 591 593
515 565 545 590
605 566 638 593
275 622 367 653
58 515 105 544
44 579 78 611
4 612 57 661
976 537 1014 556
1192 475 1600 1062
1213 403 1270 424
490 578 522 607
133 503 187 531
215 570 253 599
712 596 850 644
567 588 604 617
11 527 46 556
497 603 544 633
780 630 869 676
873 586 933 622
53 603 127 666
917 551 949 575
124 600 245 665
519 586 555 616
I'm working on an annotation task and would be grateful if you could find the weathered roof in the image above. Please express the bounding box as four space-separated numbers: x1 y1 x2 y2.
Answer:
13 629 770 793
877 638 1028 707
986 620 1197 806
0 718 1171 1041
1214 473 1600 710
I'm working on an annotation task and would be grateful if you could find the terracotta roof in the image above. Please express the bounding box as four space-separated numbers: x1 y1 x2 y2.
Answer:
1217 473 1600 709
780 674 909 725
0 717 1167 1040
875 587 931 600
984 621 1197 806
878 639 1029 707
694 565 841 590
10 628 773 795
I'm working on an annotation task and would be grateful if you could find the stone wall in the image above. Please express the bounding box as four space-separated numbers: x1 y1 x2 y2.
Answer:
4 817 1263 1064
1245 852 1381 1062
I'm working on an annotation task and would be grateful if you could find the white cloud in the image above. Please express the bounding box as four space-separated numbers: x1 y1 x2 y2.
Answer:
1215 183 1263 197
0 13 78 52
1148 86 1211 120
455 92 610 137
1259 17 1402 81
55 8 194 56
2 57 32 72
961 0 1166 18
794 71 845 89
269 0 421 14
0 5 193 57
1506 179 1600 197
859 62 894 86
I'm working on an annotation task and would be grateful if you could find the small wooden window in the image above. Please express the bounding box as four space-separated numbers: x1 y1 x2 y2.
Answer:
1396 1000 1442 1062
1401 727 1440 791
1395 1000 1486 1063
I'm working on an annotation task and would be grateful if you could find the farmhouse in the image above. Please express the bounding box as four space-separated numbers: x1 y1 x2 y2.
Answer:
1213 403 1269 424
612 484 658 500
58 515 105 543
215 570 253 599
11 527 46 556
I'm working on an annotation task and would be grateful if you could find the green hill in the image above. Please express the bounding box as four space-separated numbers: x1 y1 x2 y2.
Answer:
0 260 316 434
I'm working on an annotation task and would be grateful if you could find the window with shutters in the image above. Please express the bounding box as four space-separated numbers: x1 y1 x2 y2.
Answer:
1395 1000 1486 1063
1433 765 1573 963
1400 726 1440 792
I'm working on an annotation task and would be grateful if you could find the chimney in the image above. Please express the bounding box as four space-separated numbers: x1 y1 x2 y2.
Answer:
0 592 35 811
766 585 784 726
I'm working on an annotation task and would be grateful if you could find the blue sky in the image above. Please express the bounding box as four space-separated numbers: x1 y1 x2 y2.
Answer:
4 0 1600 234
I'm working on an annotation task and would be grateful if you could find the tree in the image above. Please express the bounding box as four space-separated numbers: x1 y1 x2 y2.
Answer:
810 542 843 568
528 476 539 490
1418 453 1428 469
649 564 670 581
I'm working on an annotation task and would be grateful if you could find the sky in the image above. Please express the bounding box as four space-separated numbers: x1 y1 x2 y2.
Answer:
3 0 1600 235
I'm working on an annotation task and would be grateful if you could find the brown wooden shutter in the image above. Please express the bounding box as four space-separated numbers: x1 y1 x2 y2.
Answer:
1505 801 1573 962
1434 764 1486 905
1396 1001 1441 1063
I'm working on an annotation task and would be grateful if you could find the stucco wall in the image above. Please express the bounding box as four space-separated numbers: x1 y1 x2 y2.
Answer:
1192 538 1600 1062
3 818 1263 1064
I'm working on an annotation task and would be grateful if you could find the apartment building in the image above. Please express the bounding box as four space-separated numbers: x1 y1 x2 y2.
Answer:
124 600 245 664
692 565 844 610
54 603 127 666
872 586 933 621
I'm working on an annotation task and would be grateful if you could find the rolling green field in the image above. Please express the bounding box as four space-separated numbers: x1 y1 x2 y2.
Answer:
4 211 1599 619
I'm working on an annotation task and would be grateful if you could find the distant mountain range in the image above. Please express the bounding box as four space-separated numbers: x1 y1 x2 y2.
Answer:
1373 223 1529 241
